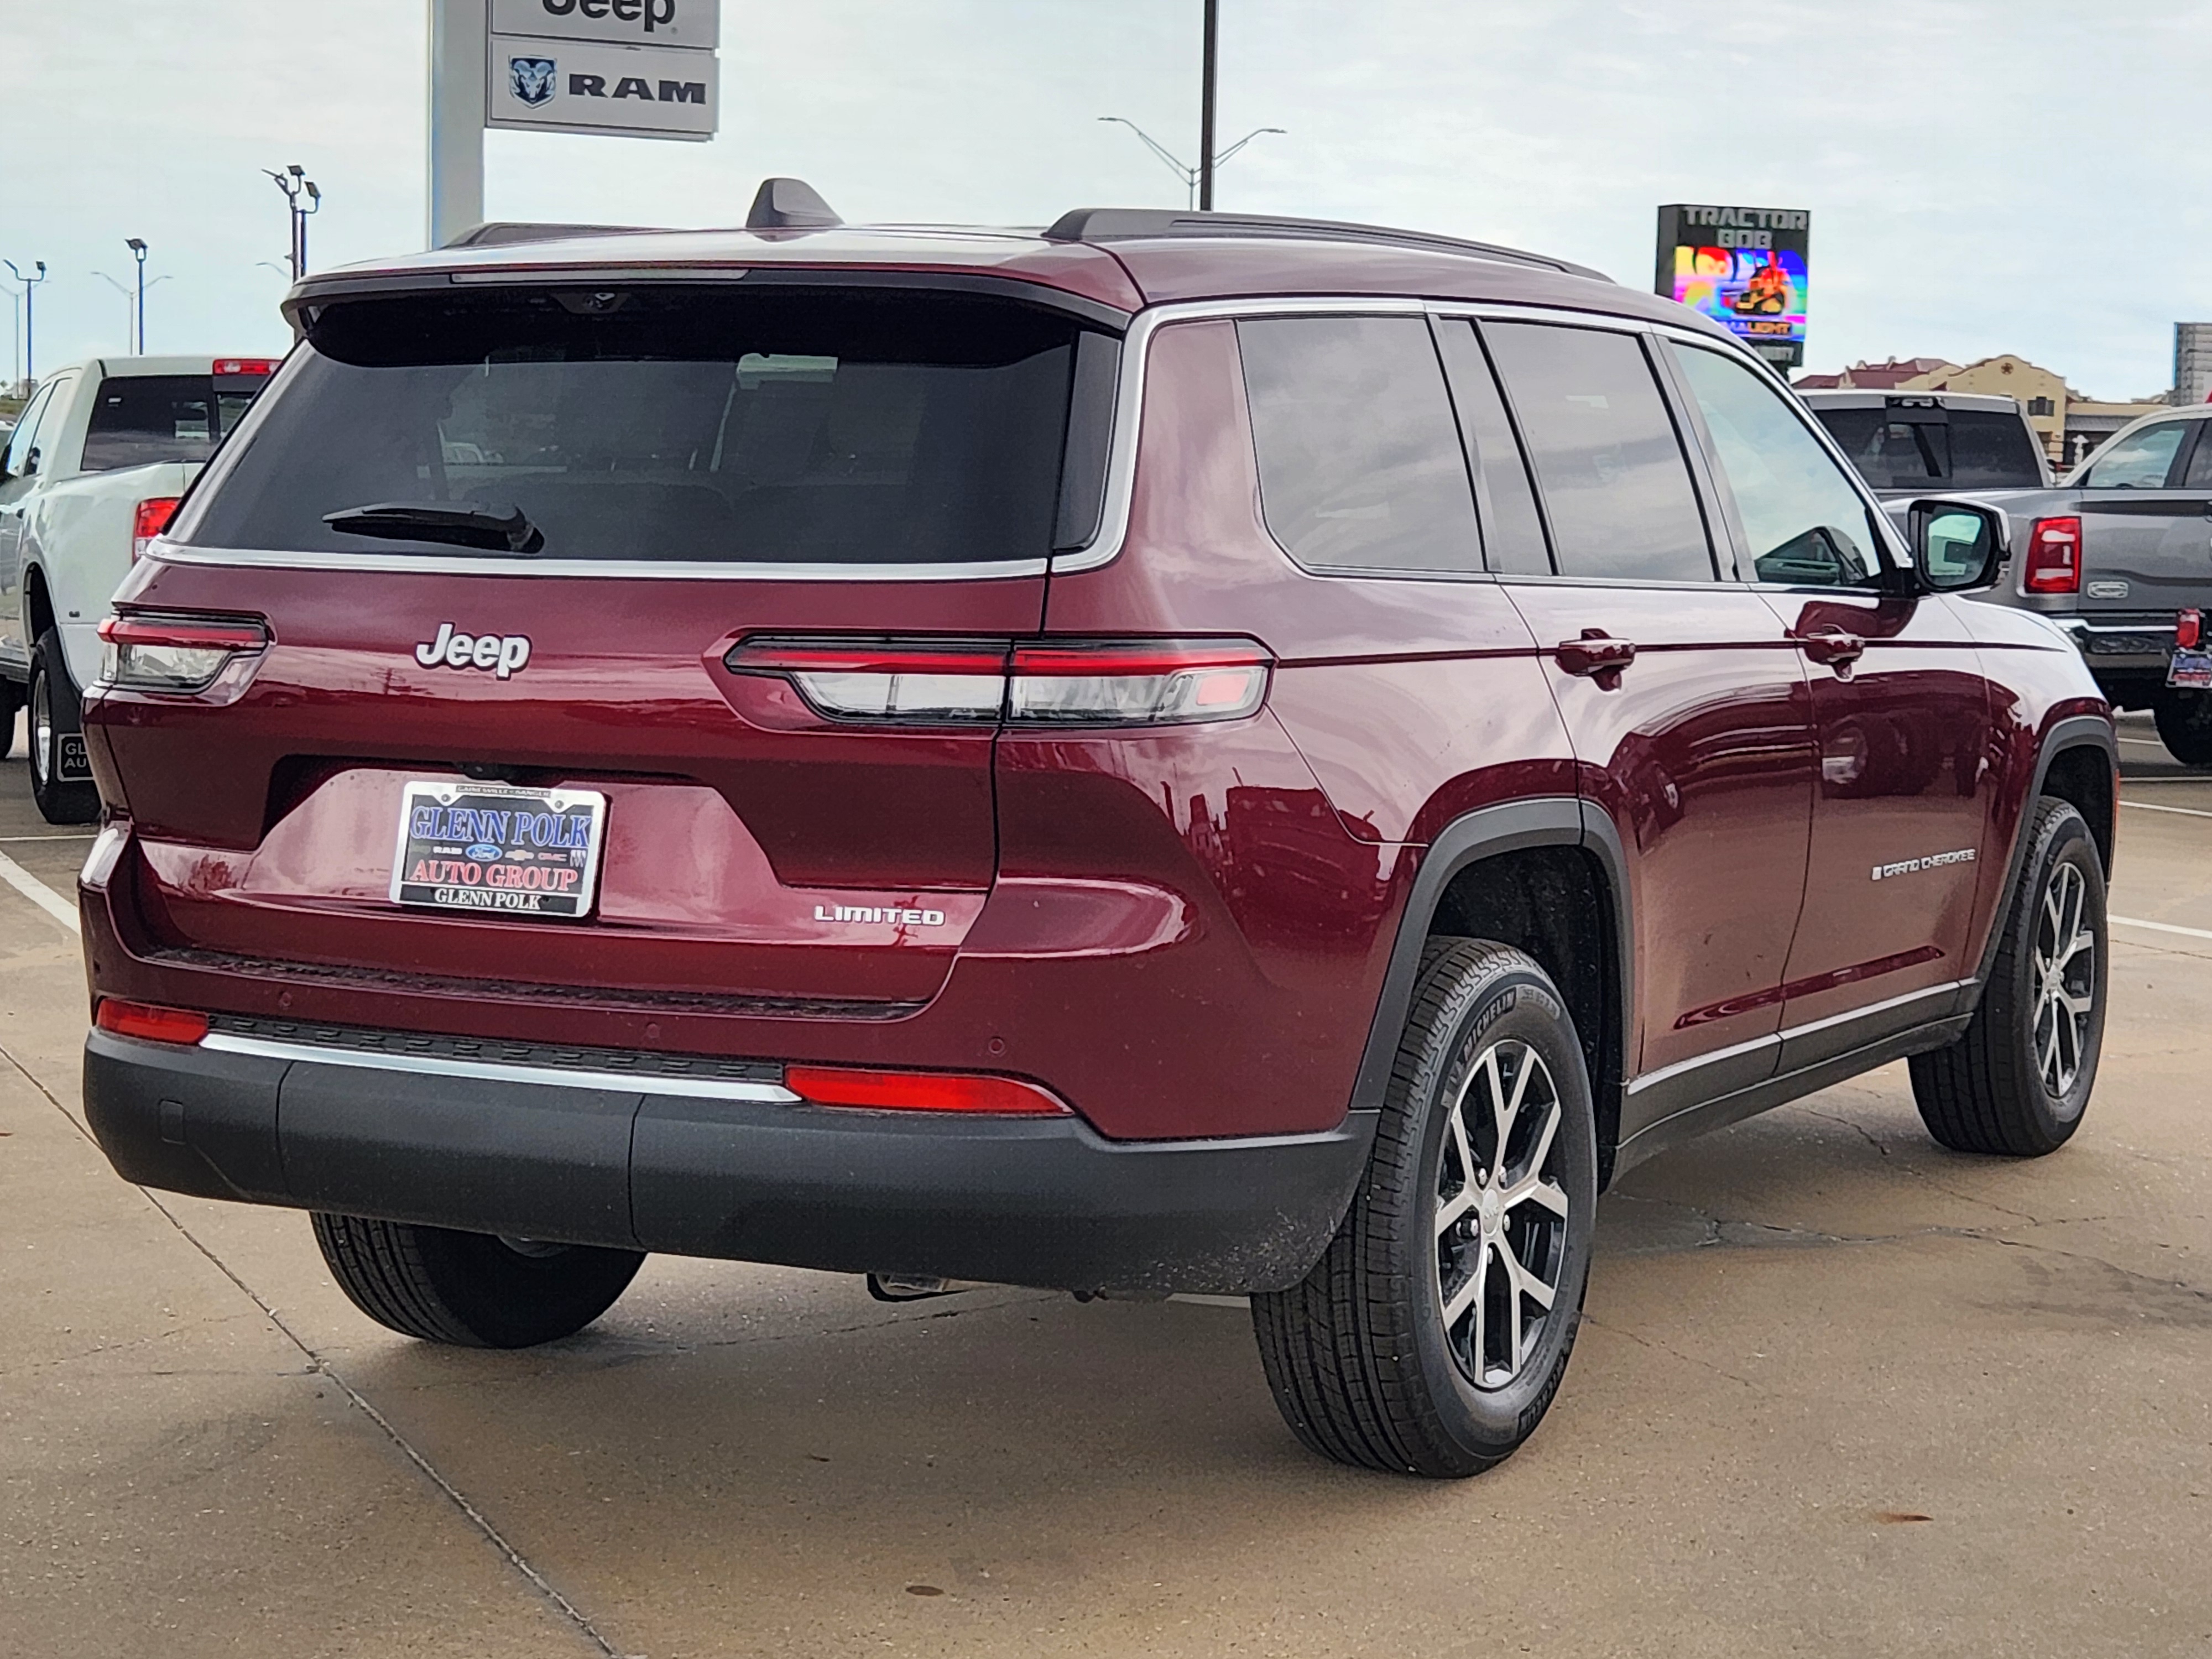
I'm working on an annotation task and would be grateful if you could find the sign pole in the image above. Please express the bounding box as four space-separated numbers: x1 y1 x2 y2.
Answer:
428 0 487 248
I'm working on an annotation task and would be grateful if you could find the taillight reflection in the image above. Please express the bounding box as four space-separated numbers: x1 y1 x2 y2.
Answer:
95 999 210 1045
97 611 269 693
724 635 1272 728
785 1065 1068 1115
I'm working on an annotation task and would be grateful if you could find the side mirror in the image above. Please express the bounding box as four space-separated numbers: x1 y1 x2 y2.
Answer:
1905 498 2007 593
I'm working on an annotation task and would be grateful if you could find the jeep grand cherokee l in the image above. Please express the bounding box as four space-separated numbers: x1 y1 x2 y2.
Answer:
77 184 2116 1478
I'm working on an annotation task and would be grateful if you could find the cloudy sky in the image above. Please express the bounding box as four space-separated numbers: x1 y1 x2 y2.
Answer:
4 1 2206 397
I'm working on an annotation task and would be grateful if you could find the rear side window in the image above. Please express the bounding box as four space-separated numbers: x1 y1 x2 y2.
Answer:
2183 425 2212 487
177 288 1104 566
1673 346 1881 587
1482 322 1714 583
1433 321 1551 575
80 375 255 472
1237 315 1480 575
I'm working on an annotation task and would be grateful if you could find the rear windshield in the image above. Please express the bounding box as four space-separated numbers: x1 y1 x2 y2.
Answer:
176 287 1107 566
1810 406 2044 491
80 375 259 472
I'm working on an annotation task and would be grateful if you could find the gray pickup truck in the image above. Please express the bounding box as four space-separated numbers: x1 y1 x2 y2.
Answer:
1803 392 2212 765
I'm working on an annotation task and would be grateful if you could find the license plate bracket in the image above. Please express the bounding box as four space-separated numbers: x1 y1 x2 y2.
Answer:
389 780 608 920
2168 648 2212 690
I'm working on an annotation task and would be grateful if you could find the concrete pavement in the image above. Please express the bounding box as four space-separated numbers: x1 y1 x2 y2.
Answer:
3 711 2209 1658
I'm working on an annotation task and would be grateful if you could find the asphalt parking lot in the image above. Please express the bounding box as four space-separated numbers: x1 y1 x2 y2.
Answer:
3 711 2209 1658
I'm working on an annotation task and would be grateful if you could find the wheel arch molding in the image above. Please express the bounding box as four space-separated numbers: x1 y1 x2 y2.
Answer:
1348 797 1634 1187
1967 713 2117 999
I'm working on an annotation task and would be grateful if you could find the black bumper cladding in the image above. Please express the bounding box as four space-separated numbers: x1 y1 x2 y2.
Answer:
82 1029 1371 1296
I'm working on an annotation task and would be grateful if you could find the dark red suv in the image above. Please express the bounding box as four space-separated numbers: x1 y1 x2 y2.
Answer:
79 185 2116 1477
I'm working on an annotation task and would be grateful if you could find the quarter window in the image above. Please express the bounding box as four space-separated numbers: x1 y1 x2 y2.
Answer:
1237 315 1481 575
1673 345 1882 587
1481 322 1714 583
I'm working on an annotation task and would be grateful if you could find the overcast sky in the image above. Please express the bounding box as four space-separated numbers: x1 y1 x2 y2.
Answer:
4 1 2206 397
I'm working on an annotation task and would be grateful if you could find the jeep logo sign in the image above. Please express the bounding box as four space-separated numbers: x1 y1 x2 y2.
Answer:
490 0 719 49
487 0 718 141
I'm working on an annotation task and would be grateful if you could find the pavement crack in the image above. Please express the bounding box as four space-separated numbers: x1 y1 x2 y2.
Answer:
0 1034 619 1659
1582 1312 1767 1394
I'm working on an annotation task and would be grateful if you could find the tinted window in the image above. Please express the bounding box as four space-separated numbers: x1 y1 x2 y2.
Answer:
1237 315 1480 574
1812 405 2044 490
1482 322 1713 583
179 288 1096 566
2083 421 2187 489
80 375 257 472
1434 320 1550 574
1948 411 2044 487
2182 424 2212 487
1676 347 1881 587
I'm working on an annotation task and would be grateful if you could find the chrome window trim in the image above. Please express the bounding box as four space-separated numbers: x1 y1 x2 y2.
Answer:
144 541 1049 583
1625 978 1970 1097
200 1031 803 1103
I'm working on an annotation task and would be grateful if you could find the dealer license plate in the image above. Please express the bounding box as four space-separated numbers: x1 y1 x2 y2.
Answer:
2168 648 2212 690
389 780 607 920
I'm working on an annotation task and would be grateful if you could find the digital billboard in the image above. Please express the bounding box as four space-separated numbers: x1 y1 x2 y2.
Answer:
1655 204 1809 369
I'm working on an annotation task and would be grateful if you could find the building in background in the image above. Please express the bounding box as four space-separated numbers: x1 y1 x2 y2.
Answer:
2174 322 2212 405
1796 352 2166 469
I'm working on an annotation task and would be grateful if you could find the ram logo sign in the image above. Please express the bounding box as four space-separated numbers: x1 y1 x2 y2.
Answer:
509 56 557 107
486 32 718 140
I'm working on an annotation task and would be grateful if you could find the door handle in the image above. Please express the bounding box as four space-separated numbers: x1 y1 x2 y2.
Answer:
1555 630 1637 678
1794 627 1866 669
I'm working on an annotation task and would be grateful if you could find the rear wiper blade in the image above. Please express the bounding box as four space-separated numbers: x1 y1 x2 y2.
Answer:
323 501 544 554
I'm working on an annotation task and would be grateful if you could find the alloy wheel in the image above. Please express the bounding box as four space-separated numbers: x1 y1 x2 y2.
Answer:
1435 1038 1571 1389
2032 861 2095 1098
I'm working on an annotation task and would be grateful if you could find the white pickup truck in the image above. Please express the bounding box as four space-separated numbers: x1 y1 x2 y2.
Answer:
0 355 276 820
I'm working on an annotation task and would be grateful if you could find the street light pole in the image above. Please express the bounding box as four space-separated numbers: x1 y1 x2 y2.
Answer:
1098 116 1284 212
1198 0 1219 212
263 166 324 280
126 239 148 352
3 260 46 384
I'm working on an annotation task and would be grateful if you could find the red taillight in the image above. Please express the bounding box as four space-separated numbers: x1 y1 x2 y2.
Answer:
724 636 1272 727
97 611 269 692
785 1065 1069 1115
212 358 278 377
95 999 210 1045
2025 517 2082 593
132 497 180 562
2180 609 2204 650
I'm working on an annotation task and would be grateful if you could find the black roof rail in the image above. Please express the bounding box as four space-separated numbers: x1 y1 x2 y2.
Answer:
1041 207 1607 281
442 222 664 248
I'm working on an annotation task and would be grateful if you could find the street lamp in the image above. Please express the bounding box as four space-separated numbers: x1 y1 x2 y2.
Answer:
263 164 324 280
126 239 148 353
1097 116 1285 211
3 260 46 385
94 265 169 354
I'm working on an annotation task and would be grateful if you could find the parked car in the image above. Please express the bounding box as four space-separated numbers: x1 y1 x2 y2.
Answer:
78 186 2115 1478
1797 389 2052 495
0 355 277 817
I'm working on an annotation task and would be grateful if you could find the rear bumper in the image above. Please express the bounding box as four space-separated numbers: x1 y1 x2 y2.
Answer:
2058 617 2176 677
82 1027 1371 1296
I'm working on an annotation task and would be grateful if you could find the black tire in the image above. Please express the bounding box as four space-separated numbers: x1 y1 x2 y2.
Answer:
2152 688 2212 768
1253 939 1598 1477
28 630 98 825
1910 797 2106 1156
311 1213 645 1348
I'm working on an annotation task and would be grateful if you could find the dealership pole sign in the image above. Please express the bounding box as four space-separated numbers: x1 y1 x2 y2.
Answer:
487 0 719 140
1654 204 1809 369
427 0 719 248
